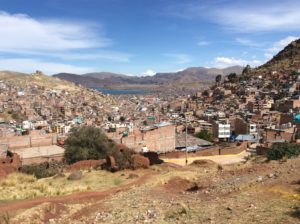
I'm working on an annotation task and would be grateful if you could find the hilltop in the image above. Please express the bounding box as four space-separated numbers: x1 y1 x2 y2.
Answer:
0 70 84 92
253 39 300 75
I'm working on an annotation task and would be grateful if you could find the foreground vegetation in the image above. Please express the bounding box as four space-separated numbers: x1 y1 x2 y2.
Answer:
64 126 135 169
0 171 128 202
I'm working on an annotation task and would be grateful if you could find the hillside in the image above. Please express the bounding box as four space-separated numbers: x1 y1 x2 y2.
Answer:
53 66 243 89
254 38 300 74
0 70 116 117
53 73 105 88
0 70 82 92
85 72 127 80
1 156 299 223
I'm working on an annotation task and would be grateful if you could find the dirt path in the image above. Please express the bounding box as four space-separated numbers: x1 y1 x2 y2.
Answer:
163 151 250 166
0 172 154 215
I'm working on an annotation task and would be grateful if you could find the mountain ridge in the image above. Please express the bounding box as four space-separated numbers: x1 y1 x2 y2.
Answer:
53 66 243 88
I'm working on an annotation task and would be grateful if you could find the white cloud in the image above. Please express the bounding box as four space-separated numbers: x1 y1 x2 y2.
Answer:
164 53 192 64
0 11 132 65
167 1 300 32
215 2 300 32
265 36 299 59
0 58 94 74
0 11 111 53
212 57 262 68
197 41 210 46
142 69 156 76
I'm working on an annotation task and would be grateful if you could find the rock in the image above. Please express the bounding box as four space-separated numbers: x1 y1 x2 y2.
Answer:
268 173 274 178
186 182 200 192
67 170 82 180
226 207 232 211
106 155 118 172
257 176 263 182
132 154 150 169
146 209 156 219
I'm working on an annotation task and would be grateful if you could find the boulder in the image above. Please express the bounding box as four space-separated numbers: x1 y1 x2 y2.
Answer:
106 156 118 172
67 170 82 180
131 154 150 169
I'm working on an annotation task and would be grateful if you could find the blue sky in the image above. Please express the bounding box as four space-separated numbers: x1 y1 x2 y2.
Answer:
0 0 299 75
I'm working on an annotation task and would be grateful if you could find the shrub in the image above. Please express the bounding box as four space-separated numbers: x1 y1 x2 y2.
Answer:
267 143 300 160
108 147 135 170
195 130 213 142
64 126 116 164
20 163 57 179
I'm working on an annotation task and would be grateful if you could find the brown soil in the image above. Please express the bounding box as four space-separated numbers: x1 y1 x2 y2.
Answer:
2 156 300 223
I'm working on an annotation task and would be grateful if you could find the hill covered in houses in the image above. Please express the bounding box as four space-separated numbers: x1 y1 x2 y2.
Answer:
255 39 300 74
0 70 116 125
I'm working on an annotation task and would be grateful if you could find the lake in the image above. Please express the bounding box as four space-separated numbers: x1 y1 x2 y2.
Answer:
95 87 148 95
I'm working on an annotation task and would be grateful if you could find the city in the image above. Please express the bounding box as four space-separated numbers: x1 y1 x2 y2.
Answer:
0 0 300 223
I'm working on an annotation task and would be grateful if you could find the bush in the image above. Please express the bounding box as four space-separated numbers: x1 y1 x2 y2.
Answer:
64 126 116 164
195 130 213 142
267 143 300 160
20 163 57 179
108 147 135 170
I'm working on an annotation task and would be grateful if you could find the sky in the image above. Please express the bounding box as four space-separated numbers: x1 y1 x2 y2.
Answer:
0 0 299 75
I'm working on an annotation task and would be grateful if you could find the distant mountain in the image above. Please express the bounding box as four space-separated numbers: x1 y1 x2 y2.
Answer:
146 66 243 84
84 72 127 80
53 66 243 88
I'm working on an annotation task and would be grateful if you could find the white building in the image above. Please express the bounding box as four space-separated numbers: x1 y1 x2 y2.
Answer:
218 123 231 138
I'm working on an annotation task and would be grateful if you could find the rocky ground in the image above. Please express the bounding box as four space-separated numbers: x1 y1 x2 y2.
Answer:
1 156 299 224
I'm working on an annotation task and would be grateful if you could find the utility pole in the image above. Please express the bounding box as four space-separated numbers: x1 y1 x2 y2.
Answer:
185 115 188 166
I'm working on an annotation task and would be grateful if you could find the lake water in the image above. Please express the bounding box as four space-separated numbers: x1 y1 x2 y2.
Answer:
95 87 148 95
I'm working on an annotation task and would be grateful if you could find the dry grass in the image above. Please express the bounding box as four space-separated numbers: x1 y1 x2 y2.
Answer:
0 170 129 202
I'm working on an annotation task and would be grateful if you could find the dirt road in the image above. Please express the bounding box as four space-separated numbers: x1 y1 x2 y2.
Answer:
162 150 250 166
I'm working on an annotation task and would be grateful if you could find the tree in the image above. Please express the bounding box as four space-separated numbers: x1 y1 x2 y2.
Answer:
215 74 222 84
242 64 251 75
227 73 237 83
291 71 299 81
120 116 126 122
195 130 213 142
64 126 115 164
202 90 210 97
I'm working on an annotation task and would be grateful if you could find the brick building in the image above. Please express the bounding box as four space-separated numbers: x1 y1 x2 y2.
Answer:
121 122 176 153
